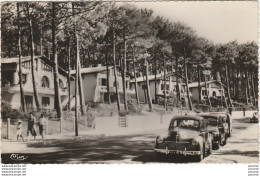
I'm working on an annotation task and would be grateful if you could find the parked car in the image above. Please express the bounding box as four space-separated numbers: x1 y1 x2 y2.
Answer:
200 114 227 149
210 112 232 137
250 112 259 123
154 115 212 161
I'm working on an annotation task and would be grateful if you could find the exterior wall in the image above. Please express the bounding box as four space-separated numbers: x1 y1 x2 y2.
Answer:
1 57 68 110
190 83 223 101
70 67 134 103
130 75 178 103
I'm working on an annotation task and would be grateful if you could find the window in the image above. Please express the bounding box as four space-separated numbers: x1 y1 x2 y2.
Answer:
41 76 49 88
101 78 107 86
25 96 33 107
22 74 27 84
202 90 206 96
161 84 169 91
42 97 50 107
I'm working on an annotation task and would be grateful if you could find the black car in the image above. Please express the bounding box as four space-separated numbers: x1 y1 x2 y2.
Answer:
154 115 212 161
200 114 227 149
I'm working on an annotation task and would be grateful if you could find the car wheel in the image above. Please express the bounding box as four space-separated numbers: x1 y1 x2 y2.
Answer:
195 144 204 162
207 142 212 155
222 135 227 145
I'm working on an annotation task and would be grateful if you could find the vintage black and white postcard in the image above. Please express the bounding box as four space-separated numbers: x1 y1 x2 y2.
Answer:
1 1 258 168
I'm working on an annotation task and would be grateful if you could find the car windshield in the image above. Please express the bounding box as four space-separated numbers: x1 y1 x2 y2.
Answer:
169 119 200 131
202 116 218 126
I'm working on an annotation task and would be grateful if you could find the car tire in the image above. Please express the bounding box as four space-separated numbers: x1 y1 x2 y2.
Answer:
222 135 227 145
195 144 204 162
207 142 212 155
213 140 220 150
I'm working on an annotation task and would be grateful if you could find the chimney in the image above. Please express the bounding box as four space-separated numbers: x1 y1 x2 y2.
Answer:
97 64 102 67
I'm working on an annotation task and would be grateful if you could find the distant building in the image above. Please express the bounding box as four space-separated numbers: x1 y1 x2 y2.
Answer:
188 81 224 101
1 56 70 110
129 73 188 104
70 65 135 103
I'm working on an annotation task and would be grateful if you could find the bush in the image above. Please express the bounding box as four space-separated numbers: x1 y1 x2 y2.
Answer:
127 98 141 114
1 102 29 121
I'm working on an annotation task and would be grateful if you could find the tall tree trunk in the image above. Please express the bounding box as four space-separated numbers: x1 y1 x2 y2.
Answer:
175 55 180 101
105 51 111 104
112 30 120 112
145 59 153 112
71 2 78 136
17 3 26 112
28 5 40 109
225 61 233 107
163 54 167 111
40 28 43 55
250 71 256 106
243 72 248 105
204 74 212 108
67 39 71 111
77 41 86 115
71 3 85 116
143 73 147 103
245 71 251 104
197 61 201 104
184 57 192 110
132 48 139 105
51 3 62 122
236 67 240 98
154 60 158 104
123 32 128 111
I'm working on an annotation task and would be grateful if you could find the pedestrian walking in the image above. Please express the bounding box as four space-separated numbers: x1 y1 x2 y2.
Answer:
39 113 47 140
27 112 37 141
16 119 24 142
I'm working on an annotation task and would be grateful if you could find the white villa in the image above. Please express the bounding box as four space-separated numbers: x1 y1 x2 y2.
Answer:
1 56 71 110
70 65 135 103
129 73 187 103
188 81 224 101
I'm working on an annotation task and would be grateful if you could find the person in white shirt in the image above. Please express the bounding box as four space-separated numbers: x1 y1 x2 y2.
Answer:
39 113 47 139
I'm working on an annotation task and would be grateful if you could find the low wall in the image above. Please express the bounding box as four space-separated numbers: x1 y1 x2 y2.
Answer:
231 111 257 119
95 110 258 132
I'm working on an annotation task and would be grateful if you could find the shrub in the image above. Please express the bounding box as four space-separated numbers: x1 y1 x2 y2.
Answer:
127 98 141 114
1 102 29 121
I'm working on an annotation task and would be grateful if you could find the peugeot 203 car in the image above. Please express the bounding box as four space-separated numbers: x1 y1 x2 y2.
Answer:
200 114 227 149
154 115 212 161
210 112 232 137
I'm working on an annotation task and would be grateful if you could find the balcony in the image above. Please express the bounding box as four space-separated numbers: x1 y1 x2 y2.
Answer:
2 83 67 96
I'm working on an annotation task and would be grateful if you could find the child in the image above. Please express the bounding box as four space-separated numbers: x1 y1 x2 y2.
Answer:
16 119 24 142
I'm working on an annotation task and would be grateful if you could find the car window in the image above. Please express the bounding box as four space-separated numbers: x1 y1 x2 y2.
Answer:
169 119 200 131
202 116 218 126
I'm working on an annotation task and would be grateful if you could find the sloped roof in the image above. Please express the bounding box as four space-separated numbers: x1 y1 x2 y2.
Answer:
1 55 74 80
70 66 113 75
1 56 31 64
188 80 220 88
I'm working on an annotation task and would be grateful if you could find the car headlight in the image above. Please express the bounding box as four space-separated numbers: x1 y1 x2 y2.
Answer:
156 136 164 144
191 140 199 145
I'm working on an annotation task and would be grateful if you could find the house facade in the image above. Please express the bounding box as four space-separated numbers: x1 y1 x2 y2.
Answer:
1 56 70 110
188 81 224 101
129 73 188 104
70 65 135 103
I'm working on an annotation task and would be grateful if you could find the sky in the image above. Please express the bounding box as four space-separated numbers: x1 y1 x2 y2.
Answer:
126 1 258 44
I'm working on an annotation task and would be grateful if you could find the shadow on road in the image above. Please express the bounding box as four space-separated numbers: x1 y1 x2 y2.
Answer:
1 134 199 164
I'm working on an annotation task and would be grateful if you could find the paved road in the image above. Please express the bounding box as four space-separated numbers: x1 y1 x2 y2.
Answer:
1 118 258 164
